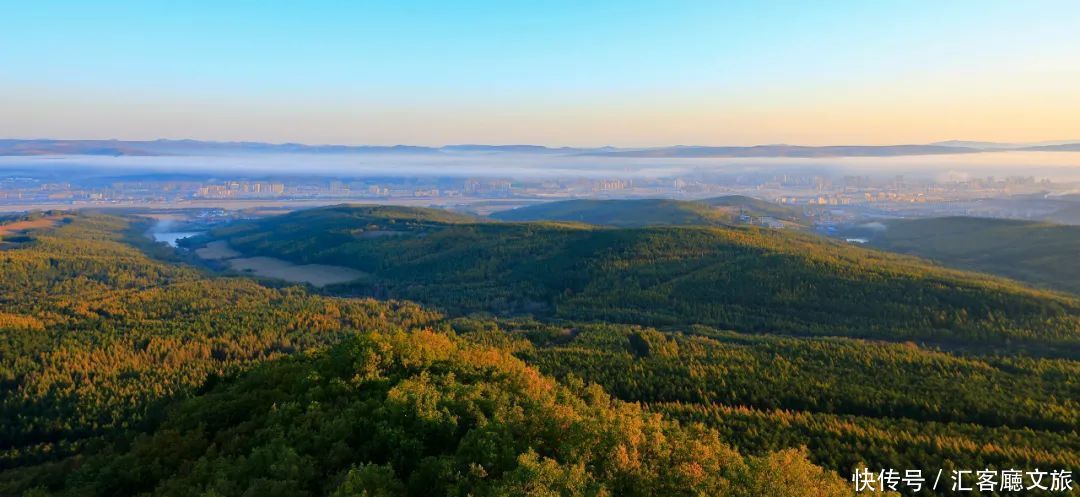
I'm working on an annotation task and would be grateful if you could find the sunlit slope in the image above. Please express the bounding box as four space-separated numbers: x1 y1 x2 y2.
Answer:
0 213 850 497
847 216 1080 294
0 213 440 469
7 330 850 497
480 320 1080 474
489 195 805 227
3 211 1076 496
211 205 1080 350
697 195 806 222
490 198 734 227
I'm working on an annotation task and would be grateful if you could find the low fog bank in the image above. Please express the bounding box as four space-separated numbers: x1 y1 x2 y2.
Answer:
1 150 1079 183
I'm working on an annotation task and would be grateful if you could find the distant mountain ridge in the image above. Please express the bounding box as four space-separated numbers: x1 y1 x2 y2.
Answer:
1019 143 1080 152
580 144 986 158
3 138 1079 157
0 139 445 157
932 139 1080 150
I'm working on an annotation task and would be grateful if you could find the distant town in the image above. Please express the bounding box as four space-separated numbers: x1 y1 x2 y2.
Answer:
2 169 1075 227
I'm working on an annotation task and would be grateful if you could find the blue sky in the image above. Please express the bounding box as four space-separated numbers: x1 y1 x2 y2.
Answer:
2 1 1078 145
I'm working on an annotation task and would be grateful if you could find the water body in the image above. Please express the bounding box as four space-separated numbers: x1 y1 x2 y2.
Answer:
152 231 205 247
146 218 365 287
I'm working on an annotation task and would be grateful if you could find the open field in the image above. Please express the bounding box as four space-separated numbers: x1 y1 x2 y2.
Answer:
226 256 367 286
0 216 59 237
195 240 241 259
192 239 366 286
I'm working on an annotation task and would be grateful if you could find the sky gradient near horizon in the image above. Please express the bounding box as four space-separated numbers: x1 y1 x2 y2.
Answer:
2 1 1079 147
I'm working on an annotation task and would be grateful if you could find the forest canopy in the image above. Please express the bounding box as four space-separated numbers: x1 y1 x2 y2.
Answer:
1 213 855 497
206 205 1080 352
2 209 1077 496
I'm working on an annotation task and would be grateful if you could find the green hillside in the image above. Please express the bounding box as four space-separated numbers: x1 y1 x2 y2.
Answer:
697 195 806 221
470 319 1080 474
846 216 1080 294
0 213 853 496
490 198 731 227
2 212 1078 497
0 214 440 471
206 205 1080 351
489 195 804 227
8 330 855 497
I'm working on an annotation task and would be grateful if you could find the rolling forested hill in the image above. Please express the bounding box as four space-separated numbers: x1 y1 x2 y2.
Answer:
2 210 1079 496
696 195 806 221
203 204 1080 352
844 216 1080 294
489 195 805 227
461 319 1080 476
0 214 439 470
0 214 851 496
489 199 732 227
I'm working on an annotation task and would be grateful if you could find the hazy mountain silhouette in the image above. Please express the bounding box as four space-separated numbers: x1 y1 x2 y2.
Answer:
3 138 1080 158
